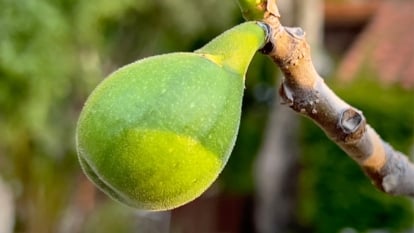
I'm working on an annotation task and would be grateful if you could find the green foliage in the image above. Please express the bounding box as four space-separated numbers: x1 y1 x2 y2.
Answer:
298 74 414 233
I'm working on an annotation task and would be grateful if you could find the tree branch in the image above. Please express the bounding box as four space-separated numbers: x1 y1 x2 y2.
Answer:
255 1 414 196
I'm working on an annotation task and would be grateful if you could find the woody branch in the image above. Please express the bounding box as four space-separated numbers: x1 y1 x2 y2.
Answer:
253 0 414 196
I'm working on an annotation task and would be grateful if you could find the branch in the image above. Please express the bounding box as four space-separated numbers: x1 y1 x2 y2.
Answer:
250 1 414 196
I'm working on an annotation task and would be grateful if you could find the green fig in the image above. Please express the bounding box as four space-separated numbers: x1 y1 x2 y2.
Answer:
76 21 267 211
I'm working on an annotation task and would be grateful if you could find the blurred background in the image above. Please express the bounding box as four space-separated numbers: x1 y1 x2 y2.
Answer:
0 0 413 232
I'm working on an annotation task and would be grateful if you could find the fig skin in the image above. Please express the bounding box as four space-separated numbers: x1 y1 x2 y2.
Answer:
76 22 266 210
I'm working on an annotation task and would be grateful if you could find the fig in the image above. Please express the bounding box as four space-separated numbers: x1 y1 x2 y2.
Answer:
76 22 267 210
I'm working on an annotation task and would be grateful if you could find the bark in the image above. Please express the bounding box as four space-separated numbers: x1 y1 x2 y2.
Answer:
259 1 414 196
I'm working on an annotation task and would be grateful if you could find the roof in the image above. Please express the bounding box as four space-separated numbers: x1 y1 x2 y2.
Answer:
336 0 414 89
325 1 380 27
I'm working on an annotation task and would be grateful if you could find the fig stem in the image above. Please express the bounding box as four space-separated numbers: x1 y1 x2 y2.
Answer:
237 0 280 20
195 22 268 76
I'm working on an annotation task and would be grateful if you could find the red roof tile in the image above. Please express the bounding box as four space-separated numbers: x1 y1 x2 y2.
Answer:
337 0 414 89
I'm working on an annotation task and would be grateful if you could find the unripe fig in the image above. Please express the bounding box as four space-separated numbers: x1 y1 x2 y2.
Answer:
76 22 267 210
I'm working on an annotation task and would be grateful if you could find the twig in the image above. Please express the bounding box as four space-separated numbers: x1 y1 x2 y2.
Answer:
257 1 414 196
